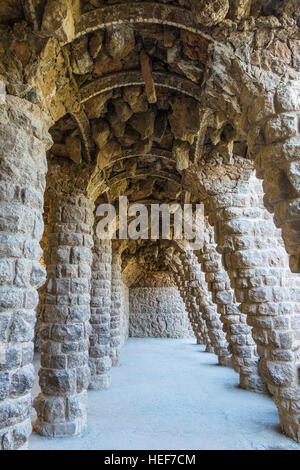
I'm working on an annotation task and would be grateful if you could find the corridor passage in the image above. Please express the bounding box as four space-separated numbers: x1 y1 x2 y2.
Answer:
30 339 300 450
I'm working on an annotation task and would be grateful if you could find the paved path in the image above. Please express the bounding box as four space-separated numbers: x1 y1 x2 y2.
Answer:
30 338 300 450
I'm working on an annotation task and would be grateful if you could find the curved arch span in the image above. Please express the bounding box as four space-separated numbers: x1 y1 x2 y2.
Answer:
74 2 212 43
80 71 202 103
107 169 182 188
101 149 174 170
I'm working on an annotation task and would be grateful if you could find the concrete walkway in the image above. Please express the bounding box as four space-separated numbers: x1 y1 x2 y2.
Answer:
30 338 300 450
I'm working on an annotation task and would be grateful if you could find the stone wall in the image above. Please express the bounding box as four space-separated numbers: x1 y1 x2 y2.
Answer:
129 287 194 338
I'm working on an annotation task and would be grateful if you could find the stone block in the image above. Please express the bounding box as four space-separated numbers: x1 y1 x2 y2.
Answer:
0 81 6 104
34 395 66 424
264 114 298 144
50 324 85 342
265 361 295 386
10 364 35 397
0 417 31 450
275 82 300 113
39 369 76 396
0 287 24 310
67 392 87 421
76 365 90 393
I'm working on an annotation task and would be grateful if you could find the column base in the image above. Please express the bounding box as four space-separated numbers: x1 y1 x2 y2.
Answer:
0 418 32 450
111 348 120 366
33 416 87 438
239 374 267 394
89 374 111 390
279 410 300 443
205 344 214 353
34 391 88 437
218 356 233 367
111 356 120 367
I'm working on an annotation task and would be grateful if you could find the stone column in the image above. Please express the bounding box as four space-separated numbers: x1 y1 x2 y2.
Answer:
249 79 300 272
172 263 209 348
34 194 94 437
178 250 231 366
110 252 122 366
89 237 112 389
198 227 258 382
194 330 204 345
207 172 300 439
0 91 51 449
176 278 205 345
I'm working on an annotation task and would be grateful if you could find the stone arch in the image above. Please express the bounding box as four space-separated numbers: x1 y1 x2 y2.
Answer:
134 241 207 346
88 167 183 203
101 149 174 170
196 221 263 391
121 241 193 340
73 2 213 43
1 0 300 449
80 71 202 103
205 168 300 440
250 81 300 273
201 29 300 273
166 241 232 366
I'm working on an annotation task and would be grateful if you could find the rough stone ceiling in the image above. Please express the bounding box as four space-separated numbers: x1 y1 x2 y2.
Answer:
44 13 246 206
1 0 299 27
1 0 299 275
47 16 209 205
1 1 298 185
120 238 178 287
28 0 296 278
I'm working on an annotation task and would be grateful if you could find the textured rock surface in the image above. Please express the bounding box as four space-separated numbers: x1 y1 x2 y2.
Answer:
0 0 300 447
0 95 51 450
197 224 260 386
34 194 94 437
120 283 129 346
172 249 231 365
129 287 193 339
206 171 300 436
190 0 229 26
110 252 122 367
89 238 112 390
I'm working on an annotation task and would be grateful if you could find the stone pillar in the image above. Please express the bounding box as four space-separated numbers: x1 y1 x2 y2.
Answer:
0 92 50 449
249 79 300 272
207 172 300 439
34 194 94 437
110 252 122 366
178 250 231 366
89 237 112 390
194 330 204 345
198 227 258 382
173 276 204 344
168 253 213 352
